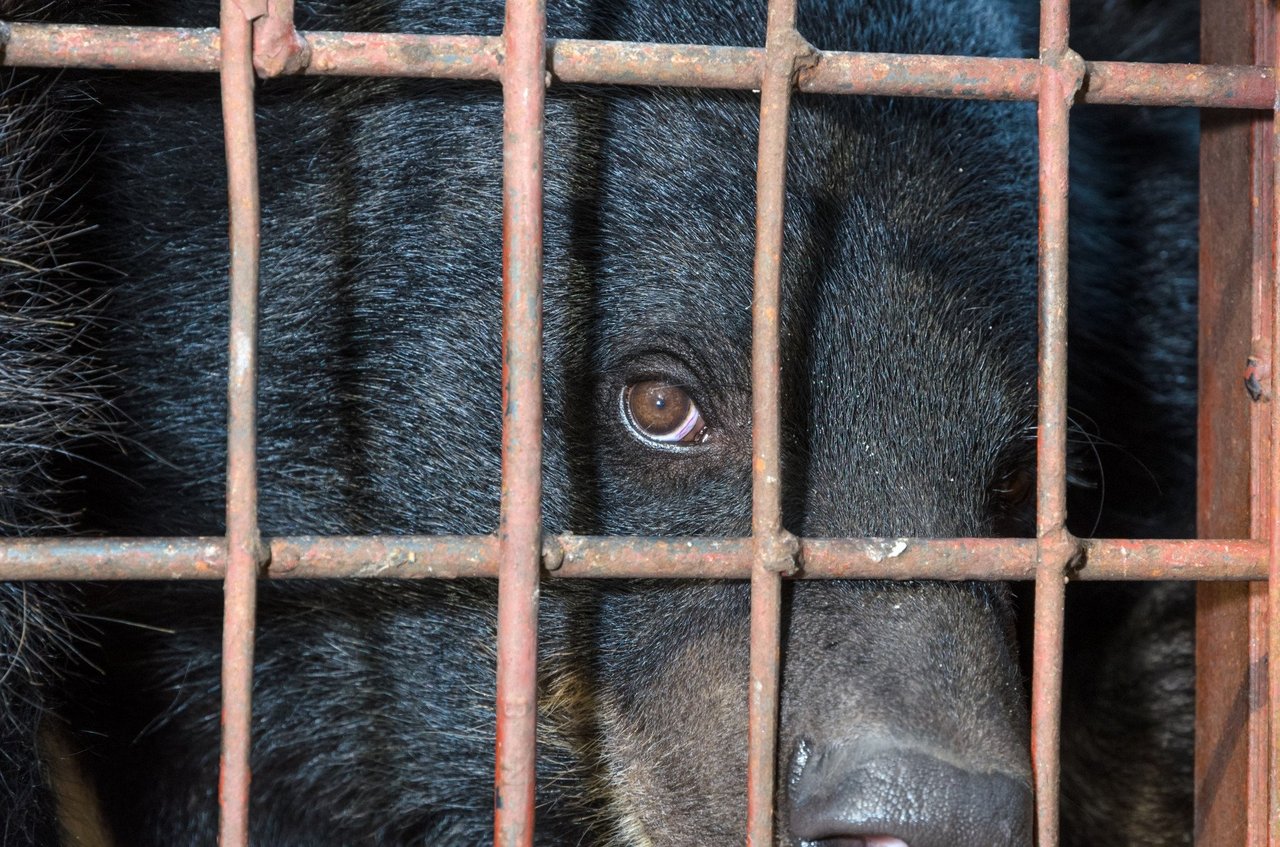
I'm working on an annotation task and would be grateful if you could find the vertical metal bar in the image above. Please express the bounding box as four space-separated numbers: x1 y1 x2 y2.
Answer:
747 1 801 844
494 0 545 844
1197 1 1273 844
218 2 262 846
1032 1 1077 845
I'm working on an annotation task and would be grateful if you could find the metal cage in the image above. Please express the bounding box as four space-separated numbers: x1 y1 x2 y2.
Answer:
0 0 1271 844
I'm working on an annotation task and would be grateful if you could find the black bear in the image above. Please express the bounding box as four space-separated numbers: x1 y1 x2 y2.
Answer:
0 0 1196 845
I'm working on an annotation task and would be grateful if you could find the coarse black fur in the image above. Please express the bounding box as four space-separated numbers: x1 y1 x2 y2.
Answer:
1059 3 1198 844
0 1 106 842
0 0 1198 844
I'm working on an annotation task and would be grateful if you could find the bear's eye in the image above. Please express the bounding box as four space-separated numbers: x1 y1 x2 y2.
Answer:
992 464 1035 513
622 380 707 446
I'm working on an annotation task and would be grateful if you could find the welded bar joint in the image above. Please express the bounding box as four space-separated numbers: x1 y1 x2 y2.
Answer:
251 0 310 77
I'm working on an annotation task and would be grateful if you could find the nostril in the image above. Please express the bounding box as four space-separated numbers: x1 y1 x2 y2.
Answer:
788 739 1032 847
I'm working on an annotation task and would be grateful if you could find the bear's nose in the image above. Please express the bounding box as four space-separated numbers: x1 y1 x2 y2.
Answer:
787 737 1033 847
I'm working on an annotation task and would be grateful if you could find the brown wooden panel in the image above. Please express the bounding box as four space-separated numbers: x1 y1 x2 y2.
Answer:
1197 1 1272 844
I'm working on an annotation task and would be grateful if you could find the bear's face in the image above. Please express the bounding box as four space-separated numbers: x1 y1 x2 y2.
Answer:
534 85 1038 844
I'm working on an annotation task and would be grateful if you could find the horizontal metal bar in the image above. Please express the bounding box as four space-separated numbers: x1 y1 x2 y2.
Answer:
0 22 223 72
0 22 1272 109
0 535 1263 580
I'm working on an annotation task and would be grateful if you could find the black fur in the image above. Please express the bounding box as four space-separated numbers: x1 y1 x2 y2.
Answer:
1059 4 1198 844
0 1 105 840
0 0 1197 844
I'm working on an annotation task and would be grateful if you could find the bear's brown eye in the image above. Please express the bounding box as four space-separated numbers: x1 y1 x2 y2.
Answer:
622 380 707 446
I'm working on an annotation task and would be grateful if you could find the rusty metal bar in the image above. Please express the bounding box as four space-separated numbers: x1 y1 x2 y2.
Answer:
1031 1 1077 844
494 0 546 844
298 31 497 78
0 22 1274 109
250 0 308 77
1080 60 1270 109
1197 0 1273 843
0 22 223 71
0 535 1269 581
746 1 803 843
217 2 263 846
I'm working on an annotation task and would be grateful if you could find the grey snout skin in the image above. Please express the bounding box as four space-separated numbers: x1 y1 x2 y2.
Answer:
788 737 1034 847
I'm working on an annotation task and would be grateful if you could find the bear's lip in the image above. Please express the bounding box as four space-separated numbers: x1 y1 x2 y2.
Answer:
789 739 1032 847
801 838 910 847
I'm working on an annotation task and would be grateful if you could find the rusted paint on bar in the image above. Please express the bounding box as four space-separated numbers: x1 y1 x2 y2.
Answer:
1031 1 1079 842
0 535 1270 581
494 0 546 845
557 46 1274 109
803 51 1041 100
217 3 263 846
3 22 222 71
551 39 759 88
305 31 500 78
747 548 786 847
746 2 806 843
0 23 502 78
1084 60 1272 109
1 22 1276 109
